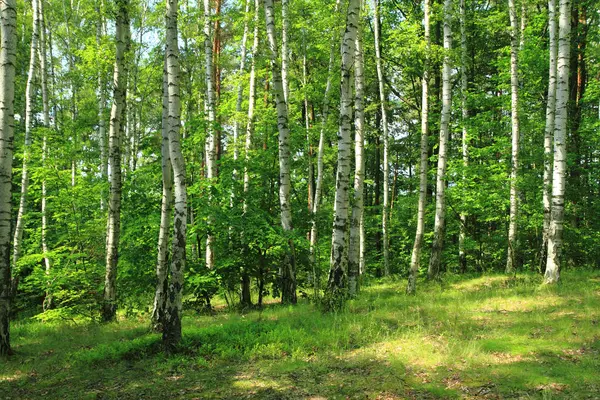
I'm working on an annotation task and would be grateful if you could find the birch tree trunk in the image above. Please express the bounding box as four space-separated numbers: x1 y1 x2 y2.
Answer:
264 0 296 304
204 0 216 271
234 0 250 164
372 0 390 276
327 0 360 303
427 0 452 280
541 0 557 273
13 0 41 269
458 0 468 273
505 0 521 274
151 57 173 331
544 0 570 284
103 0 130 322
0 0 17 356
163 0 187 350
281 0 290 104
407 0 430 294
348 15 365 297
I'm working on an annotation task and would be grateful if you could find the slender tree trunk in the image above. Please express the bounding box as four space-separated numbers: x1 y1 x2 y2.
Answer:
541 0 557 273
13 0 41 269
152 56 173 331
103 0 130 322
204 0 216 271
0 0 17 356
348 16 365 297
407 0 430 294
327 0 360 303
97 8 107 211
427 0 453 280
281 0 290 104
545 0 570 284
372 0 390 276
163 0 187 350
458 0 468 274
264 0 297 304
234 0 250 166
505 0 520 274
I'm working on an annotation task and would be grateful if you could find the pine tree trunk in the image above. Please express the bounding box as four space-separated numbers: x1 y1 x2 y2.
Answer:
545 0 570 284
204 0 217 271
103 0 130 322
152 56 173 331
264 0 297 304
327 0 360 304
458 0 468 274
372 0 390 277
541 0 557 273
427 0 453 280
505 0 521 274
13 0 41 270
163 0 187 350
348 17 365 297
407 0 430 294
0 0 17 356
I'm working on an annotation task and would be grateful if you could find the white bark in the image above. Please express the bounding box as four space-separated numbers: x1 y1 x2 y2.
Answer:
372 0 390 276
204 0 216 271
427 0 452 280
407 0 430 294
348 18 365 297
281 0 290 104
0 0 17 356
506 0 520 274
264 0 296 304
327 0 360 298
541 0 557 272
163 0 187 350
544 0 570 284
103 0 130 321
234 0 251 164
13 0 41 269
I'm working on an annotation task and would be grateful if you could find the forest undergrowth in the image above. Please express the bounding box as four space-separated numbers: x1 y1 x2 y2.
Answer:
1 270 599 399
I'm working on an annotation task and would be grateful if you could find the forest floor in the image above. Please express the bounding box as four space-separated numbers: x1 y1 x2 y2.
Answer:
1 270 599 399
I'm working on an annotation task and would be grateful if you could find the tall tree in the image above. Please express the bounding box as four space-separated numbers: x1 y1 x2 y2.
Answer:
264 0 297 304
458 0 468 273
427 0 453 280
544 0 570 284
407 0 430 294
0 0 17 356
103 0 131 322
163 0 187 350
327 0 360 302
372 0 390 276
505 0 521 274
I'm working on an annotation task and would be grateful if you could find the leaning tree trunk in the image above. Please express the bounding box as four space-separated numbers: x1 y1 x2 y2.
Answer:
544 0 570 284
204 0 217 271
427 0 453 280
541 0 557 273
505 0 521 274
151 56 173 331
13 0 41 270
407 0 430 294
327 0 360 304
372 0 390 277
458 0 468 274
163 0 188 351
348 16 365 297
103 0 130 322
264 0 297 304
0 0 17 356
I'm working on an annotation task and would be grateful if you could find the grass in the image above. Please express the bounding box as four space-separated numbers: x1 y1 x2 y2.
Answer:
1 270 599 399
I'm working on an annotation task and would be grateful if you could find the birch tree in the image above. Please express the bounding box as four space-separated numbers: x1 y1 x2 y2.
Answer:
13 0 41 269
327 0 360 302
427 0 452 280
103 0 130 321
264 0 297 304
505 0 520 274
544 0 570 284
0 0 17 356
163 0 188 350
458 0 468 273
407 0 430 294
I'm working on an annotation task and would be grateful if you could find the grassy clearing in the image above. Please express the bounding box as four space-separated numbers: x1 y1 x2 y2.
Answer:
1 270 599 399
